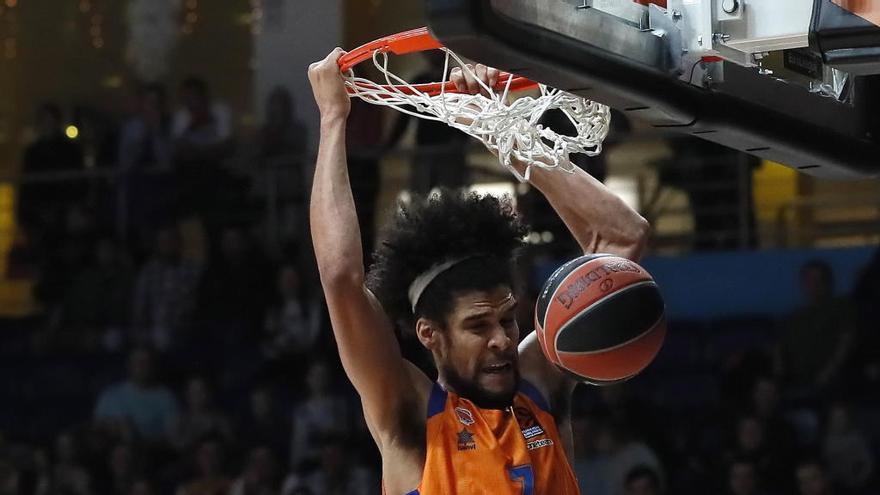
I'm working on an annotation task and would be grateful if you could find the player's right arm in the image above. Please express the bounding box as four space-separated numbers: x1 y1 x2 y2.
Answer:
307 49 428 447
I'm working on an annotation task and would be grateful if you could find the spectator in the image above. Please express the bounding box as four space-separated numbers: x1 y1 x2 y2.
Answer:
18 102 86 237
132 225 201 350
236 387 289 461
727 415 790 493
596 419 665 495
289 361 353 468
61 237 135 351
852 246 880 394
572 413 609 495
196 225 273 343
625 465 663 495
118 83 177 237
776 260 856 392
261 263 322 376
749 377 797 461
172 76 236 225
174 376 233 453
726 458 770 495
256 87 306 163
281 435 376 495
822 402 874 491
175 438 231 495
795 459 837 495
94 347 179 443
254 87 309 247
33 204 99 348
93 443 138 495
48 432 91 495
128 479 155 495
229 446 279 495
172 77 233 166
119 83 174 170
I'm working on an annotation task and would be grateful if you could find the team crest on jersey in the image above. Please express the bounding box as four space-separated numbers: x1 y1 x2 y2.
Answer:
514 406 545 439
457 429 476 451
455 407 475 426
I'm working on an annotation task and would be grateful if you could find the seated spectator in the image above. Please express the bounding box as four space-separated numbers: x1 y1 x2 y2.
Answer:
174 376 233 452
289 361 353 468
132 225 201 350
261 263 322 378
229 446 280 495
795 459 838 495
572 412 609 495
726 415 790 493
625 465 663 495
776 260 856 393
128 478 155 495
852 245 880 394
596 419 665 495
93 443 138 495
175 438 231 495
61 237 135 351
749 377 797 457
94 347 179 444
48 432 91 495
281 434 377 495
726 458 773 495
236 386 289 461
196 225 272 343
822 402 874 492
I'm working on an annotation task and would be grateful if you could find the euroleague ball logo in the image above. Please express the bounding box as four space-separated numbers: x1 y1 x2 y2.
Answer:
555 260 640 308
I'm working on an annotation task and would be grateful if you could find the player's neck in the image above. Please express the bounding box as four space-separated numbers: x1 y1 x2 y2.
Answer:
437 371 518 410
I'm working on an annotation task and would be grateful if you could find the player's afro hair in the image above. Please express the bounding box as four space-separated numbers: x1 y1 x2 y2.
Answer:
367 189 529 335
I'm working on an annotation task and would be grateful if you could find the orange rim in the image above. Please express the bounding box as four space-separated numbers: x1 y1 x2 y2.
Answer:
339 26 538 97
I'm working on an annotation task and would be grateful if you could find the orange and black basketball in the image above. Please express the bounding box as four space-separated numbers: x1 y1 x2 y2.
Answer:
535 254 666 385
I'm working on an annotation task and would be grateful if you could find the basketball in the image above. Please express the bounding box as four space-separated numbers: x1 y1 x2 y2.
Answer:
535 254 666 385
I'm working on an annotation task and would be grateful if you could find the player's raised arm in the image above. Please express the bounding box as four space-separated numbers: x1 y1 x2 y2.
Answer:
450 65 649 262
307 49 418 443
526 165 650 261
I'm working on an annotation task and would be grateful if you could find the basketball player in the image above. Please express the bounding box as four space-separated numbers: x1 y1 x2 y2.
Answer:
308 48 649 494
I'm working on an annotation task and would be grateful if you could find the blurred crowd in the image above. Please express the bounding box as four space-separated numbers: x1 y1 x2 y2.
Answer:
1 72 879 495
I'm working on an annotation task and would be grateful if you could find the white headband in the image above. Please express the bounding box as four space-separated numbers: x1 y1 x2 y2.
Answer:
407 257 473 313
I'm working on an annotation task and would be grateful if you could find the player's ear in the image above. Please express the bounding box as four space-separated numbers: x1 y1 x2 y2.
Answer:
415 317 440 350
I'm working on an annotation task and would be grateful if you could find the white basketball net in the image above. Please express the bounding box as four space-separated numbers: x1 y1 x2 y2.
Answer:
343 48 611 182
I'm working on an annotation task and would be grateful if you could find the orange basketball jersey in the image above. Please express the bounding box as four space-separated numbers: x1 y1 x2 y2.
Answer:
402 380 580 495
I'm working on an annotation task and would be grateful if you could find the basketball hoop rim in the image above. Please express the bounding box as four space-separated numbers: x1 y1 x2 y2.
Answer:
338 26 539 97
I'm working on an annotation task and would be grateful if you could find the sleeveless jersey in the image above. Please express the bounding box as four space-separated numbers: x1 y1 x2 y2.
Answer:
402 380 580 495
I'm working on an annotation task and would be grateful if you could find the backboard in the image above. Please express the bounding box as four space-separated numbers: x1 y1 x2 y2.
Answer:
425 0 880 178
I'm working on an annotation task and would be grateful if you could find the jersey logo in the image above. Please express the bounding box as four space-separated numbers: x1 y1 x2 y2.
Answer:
455 406 475 426
457 428 477 451
514 406 546 439
527 438 554 451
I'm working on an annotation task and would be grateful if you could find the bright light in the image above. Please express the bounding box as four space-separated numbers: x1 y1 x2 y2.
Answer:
468 182 517 207
65 125 79 139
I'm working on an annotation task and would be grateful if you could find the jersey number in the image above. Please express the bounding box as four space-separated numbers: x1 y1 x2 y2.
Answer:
509 465 534 495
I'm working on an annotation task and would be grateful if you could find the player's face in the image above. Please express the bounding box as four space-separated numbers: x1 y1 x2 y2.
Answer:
437 285 520 408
